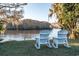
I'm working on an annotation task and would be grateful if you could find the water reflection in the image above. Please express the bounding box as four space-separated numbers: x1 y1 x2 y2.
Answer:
0 30 39 42
0 29 61 42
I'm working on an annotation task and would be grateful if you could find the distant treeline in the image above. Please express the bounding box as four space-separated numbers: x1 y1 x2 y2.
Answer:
6 19 52 30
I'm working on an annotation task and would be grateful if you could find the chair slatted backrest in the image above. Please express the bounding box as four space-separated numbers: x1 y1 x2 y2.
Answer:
58 30 68 39
40 30 51 38
39 30 51 43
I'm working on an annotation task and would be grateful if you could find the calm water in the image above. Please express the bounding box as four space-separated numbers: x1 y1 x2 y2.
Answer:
0 30 39 42
0 29 61 42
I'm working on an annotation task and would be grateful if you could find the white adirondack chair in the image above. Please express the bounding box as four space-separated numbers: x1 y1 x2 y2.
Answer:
35 30 52 49
52 29 70 48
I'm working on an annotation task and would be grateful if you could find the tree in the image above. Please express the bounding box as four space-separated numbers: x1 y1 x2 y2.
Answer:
50 3 79 39
0 3 27 33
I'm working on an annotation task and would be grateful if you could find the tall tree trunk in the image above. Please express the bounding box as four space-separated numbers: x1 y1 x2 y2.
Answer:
68 29 76 39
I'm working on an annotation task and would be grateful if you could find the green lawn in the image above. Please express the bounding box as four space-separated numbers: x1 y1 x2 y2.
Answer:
0 39 79 56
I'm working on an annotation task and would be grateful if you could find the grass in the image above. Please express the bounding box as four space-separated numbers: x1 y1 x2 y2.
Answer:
0 39 79 56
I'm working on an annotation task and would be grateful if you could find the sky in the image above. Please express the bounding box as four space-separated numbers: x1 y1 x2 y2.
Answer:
23 3 52 22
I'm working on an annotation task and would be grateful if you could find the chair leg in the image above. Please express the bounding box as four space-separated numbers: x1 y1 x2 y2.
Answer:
64 39 71 48
52 42 58 48
35 38 40 49
35 43 40 49
64 42 71 48
52 39 58 48
47 41 52 48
